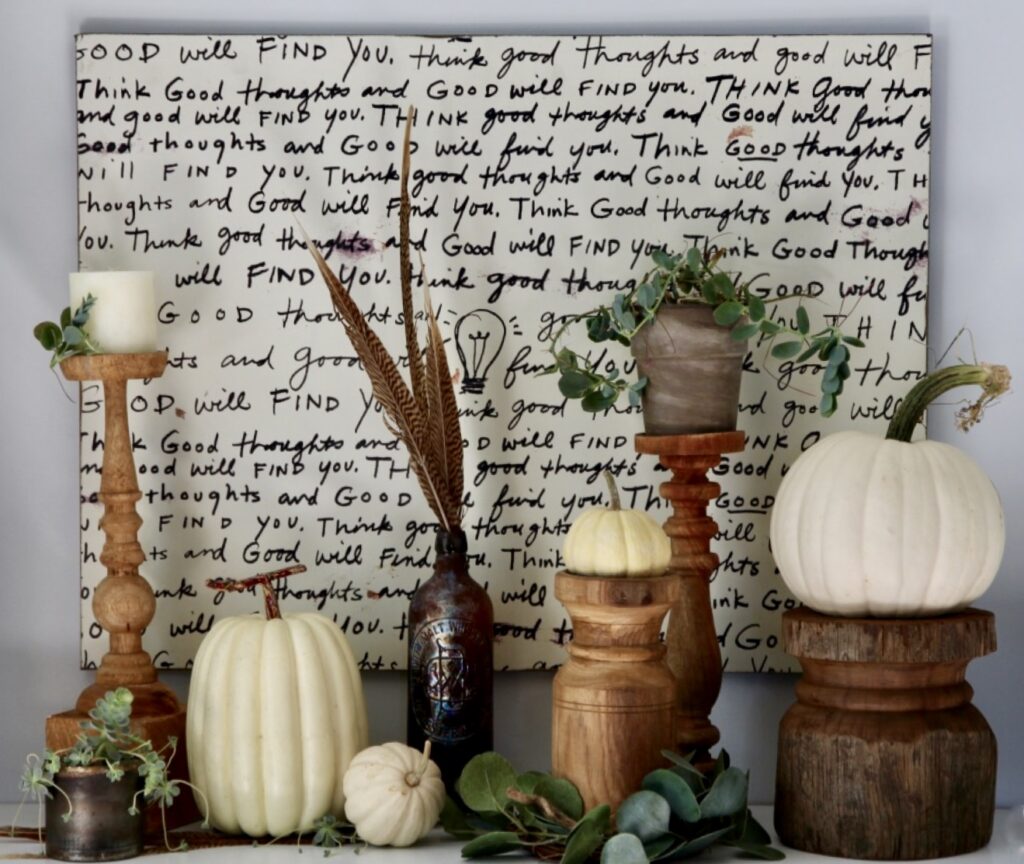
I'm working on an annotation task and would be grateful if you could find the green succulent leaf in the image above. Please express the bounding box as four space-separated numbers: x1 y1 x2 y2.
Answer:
747 295 766 322
820 392 837 416
713 301 744 327
759 320 783 336
601 833 648 864
795 305 810 335
842 335 866 347
796 343 820 364
62 326 84 347
770 341 803 360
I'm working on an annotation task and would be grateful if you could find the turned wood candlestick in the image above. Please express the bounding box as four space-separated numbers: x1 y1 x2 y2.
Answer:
634 431 745 761
775 608 997 860
552 572 679 812
47 352 195 830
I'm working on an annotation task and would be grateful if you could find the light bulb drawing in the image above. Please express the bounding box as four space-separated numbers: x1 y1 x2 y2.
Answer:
453 309 507 394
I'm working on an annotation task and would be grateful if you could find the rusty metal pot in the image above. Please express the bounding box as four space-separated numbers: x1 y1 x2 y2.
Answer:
45 765 145 862
630 304 747 434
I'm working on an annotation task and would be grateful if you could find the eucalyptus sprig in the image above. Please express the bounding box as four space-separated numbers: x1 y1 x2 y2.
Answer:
12 687 210 853
442 749 783 862
543 246 863 417
33 294 100 367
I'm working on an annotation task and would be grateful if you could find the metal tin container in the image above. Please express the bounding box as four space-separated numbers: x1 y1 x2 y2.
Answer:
45 765 145 862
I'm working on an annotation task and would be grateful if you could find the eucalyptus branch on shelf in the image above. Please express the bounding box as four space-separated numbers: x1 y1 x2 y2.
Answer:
33 294 101 367
544 245 864 417
441 750 783 862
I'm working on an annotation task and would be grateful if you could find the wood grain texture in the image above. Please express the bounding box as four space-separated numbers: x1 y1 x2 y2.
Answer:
775 608 997 860
634 432 744 761
552 572 679 812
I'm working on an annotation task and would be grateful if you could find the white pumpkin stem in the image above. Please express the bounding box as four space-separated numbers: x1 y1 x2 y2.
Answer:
886 363 1011 442
406 740 432 788
602 469 621 510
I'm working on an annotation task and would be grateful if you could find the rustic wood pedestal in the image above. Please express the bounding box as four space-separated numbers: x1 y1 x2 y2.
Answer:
634 431 745 762
49 353 197 830
775 608 997 860
552 572 679 812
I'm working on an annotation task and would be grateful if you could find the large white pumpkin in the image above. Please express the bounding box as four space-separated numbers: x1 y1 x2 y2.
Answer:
187 612 369 836
770 430 1005 616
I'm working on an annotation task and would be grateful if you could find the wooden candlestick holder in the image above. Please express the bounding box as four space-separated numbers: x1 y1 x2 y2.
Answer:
48 352 196 829
775 608 997 860
552 572 679 812
634 431 745 761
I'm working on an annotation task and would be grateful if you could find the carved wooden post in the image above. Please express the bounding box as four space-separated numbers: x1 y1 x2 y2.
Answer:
48 352 195 829
635 431 745 760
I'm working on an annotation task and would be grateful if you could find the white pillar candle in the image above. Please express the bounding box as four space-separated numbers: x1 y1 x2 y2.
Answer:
68 271 158 354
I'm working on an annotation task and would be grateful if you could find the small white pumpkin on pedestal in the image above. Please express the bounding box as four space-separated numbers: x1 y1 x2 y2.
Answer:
563 471 672 577
187 566 369 837
770 364 1010 616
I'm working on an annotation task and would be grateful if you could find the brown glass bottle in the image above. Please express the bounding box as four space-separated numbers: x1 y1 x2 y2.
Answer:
407 527 494 789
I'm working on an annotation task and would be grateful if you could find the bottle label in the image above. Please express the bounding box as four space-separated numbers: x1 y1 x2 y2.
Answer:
410 617 488 743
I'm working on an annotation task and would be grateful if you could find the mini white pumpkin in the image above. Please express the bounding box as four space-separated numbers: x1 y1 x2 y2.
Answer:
770 365 1008 616
187 570 369 837
343 742 445 847
563 471 671 577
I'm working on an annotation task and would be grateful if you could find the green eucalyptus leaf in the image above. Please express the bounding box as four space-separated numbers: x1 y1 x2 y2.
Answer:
62 326 84 347
770 341 803 360
739 812 773 846
636 282 658 310
562 805 611 864
660 827 734 861
582 388 617 413
700 281 718 304
440 796 481 839
685 247 703 274
644 834 677 860
643 769 700 822
535 776 584 821
559 370 593 399
795 344 819 363
515 771 547 795
713 301 743 326
700 767 748 819
820 392 837 416
731 322 760 342
617 791 670 842
456 752 517 815
726 839 787 860
34 321 62 351
829 343 849 365
747 295 766 322
842 335 866 348
461 831 521 858
818 337 838 361
60 307 72 329
651 248 675 270
759 320 782 336
822 375 842 395
601 833 647 864
795 306 810 335
628 387 641 408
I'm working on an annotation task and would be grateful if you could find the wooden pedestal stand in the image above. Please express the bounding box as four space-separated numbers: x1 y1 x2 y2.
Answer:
634 431 745 761
48 352 197 830
775 608 997 860
552 572 679 812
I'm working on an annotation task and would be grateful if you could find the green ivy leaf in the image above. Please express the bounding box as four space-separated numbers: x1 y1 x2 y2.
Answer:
700 768 748 819
713 301 743 326
601 833 647 864
617 791 670 842
770 341 803 360
461 831 521 858
456 753 517 816
643 769 700 822
535 776 584 822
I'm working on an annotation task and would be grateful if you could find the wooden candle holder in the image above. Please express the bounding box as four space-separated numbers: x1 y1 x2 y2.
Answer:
634 431 745 761
775 608 997 860
552 572 679 811
48 352 196 829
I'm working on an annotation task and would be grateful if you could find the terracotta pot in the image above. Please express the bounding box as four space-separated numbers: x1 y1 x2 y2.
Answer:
630 305 747 435
45 765 144 862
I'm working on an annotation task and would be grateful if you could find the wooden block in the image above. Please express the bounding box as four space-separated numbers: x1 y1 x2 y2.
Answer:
775 608 997 860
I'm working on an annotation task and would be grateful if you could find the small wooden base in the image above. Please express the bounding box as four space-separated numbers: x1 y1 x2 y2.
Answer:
634 431 745 762
775 608 997 860
552 572 679 812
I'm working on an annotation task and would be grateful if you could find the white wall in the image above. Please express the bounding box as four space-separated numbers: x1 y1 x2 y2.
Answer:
1 0 1021 807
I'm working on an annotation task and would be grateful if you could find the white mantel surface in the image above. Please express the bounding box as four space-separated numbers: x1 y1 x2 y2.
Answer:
0 806 1019 862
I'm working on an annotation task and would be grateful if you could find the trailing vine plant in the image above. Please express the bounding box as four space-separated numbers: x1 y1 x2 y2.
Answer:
543 246 863 416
